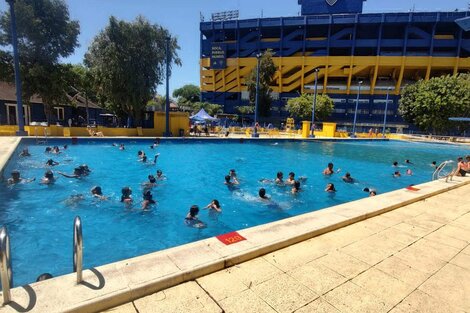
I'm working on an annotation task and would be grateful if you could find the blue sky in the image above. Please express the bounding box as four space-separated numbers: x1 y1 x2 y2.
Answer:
1 0 469 95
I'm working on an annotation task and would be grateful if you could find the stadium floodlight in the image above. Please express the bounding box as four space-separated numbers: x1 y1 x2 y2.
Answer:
211 10 239 22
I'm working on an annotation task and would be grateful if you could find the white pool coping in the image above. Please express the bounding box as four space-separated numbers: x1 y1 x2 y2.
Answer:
0 137 468 312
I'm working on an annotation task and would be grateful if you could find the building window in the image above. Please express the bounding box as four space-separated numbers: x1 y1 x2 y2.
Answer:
54 107 65 121
348 99 370 104
373 99 394 104
347 109 369 114
334 108 346 113
332 98 346 104
372 110 394 115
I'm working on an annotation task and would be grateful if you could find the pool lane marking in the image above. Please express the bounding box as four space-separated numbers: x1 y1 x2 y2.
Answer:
216 231 246 245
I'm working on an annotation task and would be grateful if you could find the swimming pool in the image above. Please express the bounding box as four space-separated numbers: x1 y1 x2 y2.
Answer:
1 138 468 286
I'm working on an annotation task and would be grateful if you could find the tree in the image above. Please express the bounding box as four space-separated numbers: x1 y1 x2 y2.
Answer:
0 0 80 122
245 50 276 117
286 93 334 122
173 84 200 105
188 102 222 116
85 16 181 126
399 74 470 134
236 105 255 125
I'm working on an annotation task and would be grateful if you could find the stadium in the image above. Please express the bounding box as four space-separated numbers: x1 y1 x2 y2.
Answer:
200 0 470 132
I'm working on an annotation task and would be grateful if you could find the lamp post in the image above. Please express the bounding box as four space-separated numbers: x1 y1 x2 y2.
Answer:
351 80 363 138
382 87 391 138
310 68 319 138
6 0 26 135
252 53 262 138
164 36 171 137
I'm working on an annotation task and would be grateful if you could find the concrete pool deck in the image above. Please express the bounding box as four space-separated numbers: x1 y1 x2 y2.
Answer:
0 136 469 313
106 182 470 313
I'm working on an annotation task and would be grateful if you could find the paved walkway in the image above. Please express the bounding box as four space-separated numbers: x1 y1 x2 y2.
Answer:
105 183 470 313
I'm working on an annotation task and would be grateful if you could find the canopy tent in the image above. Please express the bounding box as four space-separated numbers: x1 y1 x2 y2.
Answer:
449 117 470 122
190 109 218 122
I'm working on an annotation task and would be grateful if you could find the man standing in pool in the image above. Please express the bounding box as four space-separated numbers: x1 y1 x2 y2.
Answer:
185 205 206 228
323 163 340 175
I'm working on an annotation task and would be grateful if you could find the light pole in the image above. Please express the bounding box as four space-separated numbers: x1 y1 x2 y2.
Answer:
382 87 391 138
252 53 262 138
164 36 171 137
310 68 319 138
6 0 26 135
351 80 363 138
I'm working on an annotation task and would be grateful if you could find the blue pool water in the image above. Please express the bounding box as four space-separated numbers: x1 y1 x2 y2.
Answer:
1 139 468 286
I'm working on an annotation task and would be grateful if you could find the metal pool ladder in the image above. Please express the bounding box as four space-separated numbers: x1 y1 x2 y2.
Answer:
432 160 455 182
0 227 13 304
73 216 83 284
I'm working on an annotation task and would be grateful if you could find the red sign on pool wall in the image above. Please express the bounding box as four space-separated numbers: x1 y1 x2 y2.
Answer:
216 231 246 245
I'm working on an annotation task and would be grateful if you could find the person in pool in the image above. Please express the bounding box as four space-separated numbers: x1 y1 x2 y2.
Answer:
258 188 270 200
204 199 222 212
431 161 438 169
41 170 56 184
229 169 239 184
275 171 284 185
141 190 156 210
156 169 166 180
52 146 61 154
393 161 399 167
91 186 107 200
185 205 206 228
19 148 31 157
325 183 336 192
121 187 133 204
57 167 85 179
45 147 52 153
406 169 413 176
291 181 301 194
119 144 125 150
342 172 354 183
393 171 401 178
224 175 239 186
7 170 35 185
45 159 59 166
137 151 145 159
405 159 413 164
363 187 377 196
323 163 339 175
143 175 157 188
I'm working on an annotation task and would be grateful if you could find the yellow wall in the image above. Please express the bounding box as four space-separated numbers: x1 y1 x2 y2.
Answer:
201 56 470 94
0 112 190 137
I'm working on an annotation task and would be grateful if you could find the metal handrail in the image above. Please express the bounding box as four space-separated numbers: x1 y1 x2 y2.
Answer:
432 160 455 181
73 216 83 284
0 227 13 304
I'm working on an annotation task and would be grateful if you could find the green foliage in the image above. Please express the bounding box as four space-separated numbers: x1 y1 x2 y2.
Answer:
245 50 277 117
147 95 173 112
0 0 80 122
286 93 334 122
235 105 255 115
399 74 470 134
173 84 200 105
84 16 181 126
188 102 222 116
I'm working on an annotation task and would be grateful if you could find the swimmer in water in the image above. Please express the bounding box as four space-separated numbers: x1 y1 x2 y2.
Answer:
406 169 413 176
258 188 270 200
57 167 84 179
121 187 133 204
323 163 339 175
286 172 296 185
45 159 59 166
64 194 85 206
156 169 166 180
185 205 206 228
19 148 31 157
275 171 284 185
7 170 35 185
45 147 52 153
79 164 91 175
91 186 107 200
229 169 239 184
369 190 377 197
204 199 222 212
342 172 354 183
393 171 401 178
119 144 125 150
137 151 145 159
52 146 61 154
41 170 56 184
291 181 301 194
141 190 156 210
143 175 157 188
431 161 438 169
325 183 336 193
392 161 399 167
405 159 413 164
224 175 239 187
63 145 68 150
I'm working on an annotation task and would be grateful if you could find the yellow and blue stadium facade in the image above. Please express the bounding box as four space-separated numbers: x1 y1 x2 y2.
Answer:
200 0 470 131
